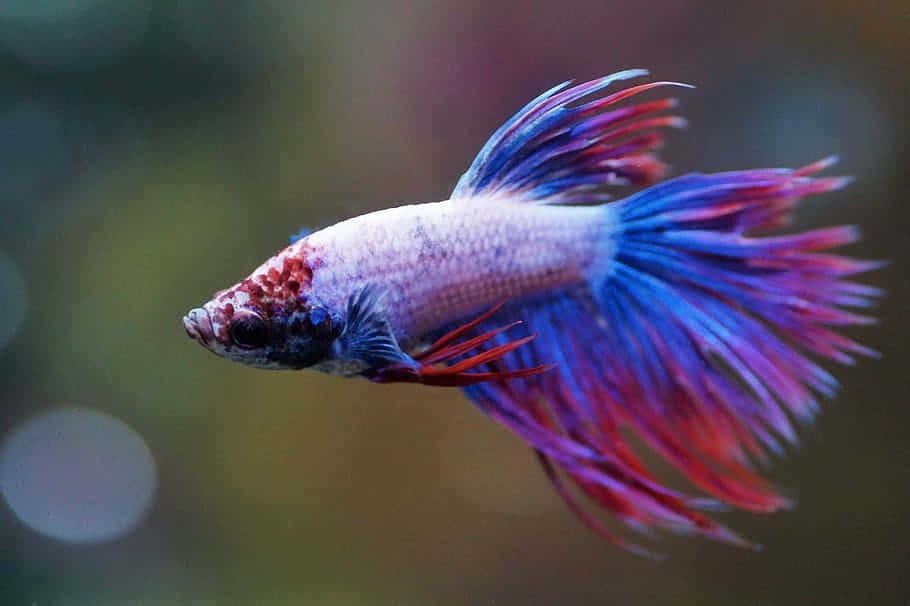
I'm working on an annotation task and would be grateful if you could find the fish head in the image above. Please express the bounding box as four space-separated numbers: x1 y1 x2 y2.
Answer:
182 240 343 369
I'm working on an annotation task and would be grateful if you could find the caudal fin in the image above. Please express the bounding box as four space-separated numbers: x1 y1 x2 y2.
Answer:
443 159 879 553
589 158 880 490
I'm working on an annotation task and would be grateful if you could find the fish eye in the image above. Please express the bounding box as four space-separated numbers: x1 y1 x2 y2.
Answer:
229 313 267 349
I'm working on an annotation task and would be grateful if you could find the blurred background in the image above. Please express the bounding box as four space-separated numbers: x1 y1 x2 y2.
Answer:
0 1 906 604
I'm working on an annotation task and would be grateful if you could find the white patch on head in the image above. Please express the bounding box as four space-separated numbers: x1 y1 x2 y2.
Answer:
203 289 249 351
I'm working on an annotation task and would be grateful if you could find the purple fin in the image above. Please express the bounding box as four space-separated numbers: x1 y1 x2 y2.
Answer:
451 69 691 202
440 160 880 550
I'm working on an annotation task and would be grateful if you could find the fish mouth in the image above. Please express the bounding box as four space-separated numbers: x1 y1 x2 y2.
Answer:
182 308 214 346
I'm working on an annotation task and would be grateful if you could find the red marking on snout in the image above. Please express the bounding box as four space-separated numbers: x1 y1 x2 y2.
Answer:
217 240 321 319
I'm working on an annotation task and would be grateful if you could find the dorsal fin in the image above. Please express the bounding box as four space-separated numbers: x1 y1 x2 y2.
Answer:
451 69 692 204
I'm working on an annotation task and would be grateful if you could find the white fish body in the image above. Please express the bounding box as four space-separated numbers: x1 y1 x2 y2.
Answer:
303 197 615 345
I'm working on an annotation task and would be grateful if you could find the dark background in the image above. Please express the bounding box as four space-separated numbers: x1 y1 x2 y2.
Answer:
0 1 907 604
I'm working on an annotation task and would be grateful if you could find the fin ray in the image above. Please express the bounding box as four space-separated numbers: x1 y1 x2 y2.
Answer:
435 161 879 548
367 302 552 387
452 70 691 202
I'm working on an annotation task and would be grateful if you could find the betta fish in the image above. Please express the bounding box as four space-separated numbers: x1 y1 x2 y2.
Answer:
183 69 880 554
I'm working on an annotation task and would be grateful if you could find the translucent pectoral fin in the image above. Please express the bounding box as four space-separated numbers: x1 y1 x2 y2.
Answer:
334 285 413 371
366 301 553 386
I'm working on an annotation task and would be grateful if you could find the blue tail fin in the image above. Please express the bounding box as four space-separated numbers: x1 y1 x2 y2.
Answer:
444 160 879 553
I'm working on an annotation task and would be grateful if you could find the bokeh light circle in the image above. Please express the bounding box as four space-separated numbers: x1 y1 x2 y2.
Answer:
0 408 157 543
0 250 28 350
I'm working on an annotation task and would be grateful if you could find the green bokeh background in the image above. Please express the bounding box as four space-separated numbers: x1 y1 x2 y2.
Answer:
0 1 907 604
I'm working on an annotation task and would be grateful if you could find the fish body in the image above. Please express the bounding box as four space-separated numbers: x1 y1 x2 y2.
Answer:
183 69 879 553
304 198 612 344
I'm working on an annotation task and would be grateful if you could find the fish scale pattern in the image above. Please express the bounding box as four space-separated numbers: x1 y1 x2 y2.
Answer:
306 198 614 345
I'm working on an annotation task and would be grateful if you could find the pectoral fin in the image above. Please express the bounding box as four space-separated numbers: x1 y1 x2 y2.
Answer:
333 285 414 372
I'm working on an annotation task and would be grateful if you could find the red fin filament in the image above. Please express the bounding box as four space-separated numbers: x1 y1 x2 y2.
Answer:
367 301 554 387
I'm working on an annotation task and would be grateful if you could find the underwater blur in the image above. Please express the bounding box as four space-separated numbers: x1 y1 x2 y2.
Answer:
0 1 907 605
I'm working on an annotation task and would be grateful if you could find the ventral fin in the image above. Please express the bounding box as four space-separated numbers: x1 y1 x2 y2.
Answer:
367 300 553 386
